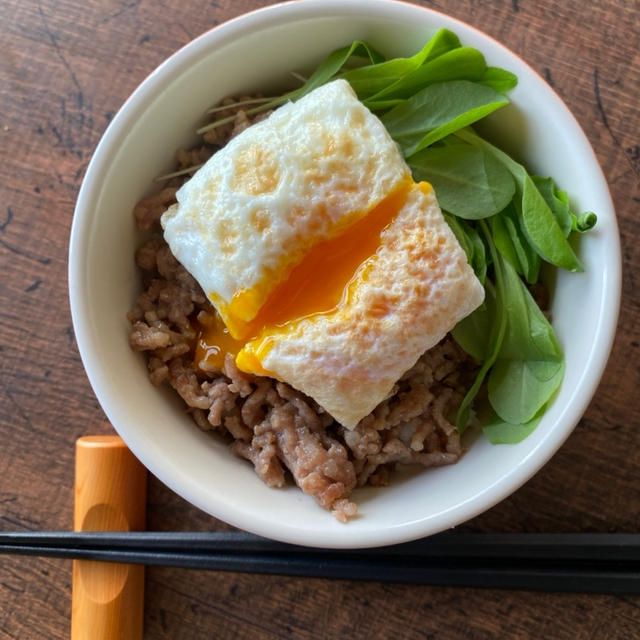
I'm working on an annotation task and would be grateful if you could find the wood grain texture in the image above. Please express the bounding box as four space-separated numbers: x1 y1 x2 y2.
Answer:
0 0 638 638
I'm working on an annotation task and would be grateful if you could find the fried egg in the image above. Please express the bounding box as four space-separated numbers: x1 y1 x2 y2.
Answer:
162 79 409 340
162 79 484 429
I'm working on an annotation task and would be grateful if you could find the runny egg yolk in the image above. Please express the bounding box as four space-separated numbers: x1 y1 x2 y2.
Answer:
194 178 426 375
194 311 245 371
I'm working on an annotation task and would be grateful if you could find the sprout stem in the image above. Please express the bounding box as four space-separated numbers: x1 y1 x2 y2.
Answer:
206 96 274 114
154 163 204 182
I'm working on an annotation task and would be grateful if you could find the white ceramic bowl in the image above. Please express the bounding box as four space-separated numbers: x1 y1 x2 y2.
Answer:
69 0 621 548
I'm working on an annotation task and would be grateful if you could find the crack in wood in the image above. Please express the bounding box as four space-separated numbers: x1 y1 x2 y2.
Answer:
0 207 12 232
25 279 42 293
0 376 46 438
36 2 82 94
593 67 639 179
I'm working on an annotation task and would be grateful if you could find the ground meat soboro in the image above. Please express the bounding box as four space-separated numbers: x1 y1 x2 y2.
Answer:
128 101 478 521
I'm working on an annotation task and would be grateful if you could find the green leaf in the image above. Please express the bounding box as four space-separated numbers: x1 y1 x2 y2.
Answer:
490 206 540 283
531 175 572 237
483 408 544 444
479 66 518 92
340 28 461 99
456 242 564 433
488 358 564 424
444 214 487 283
520 175 582 271
366 46 487 106
444 213 474 264
490 211 521 273
451 280 495 361
342 59 421 100
362 97 407 111
454 128 583 272
573 211 597 232
414 27 463 62
409 143 515 219
289 41 384 100
456 221 507 431
468 223 489 284
382 81 509 157
531 177 597 235
507 201 541 283
497 257 562 362
417 27 463 62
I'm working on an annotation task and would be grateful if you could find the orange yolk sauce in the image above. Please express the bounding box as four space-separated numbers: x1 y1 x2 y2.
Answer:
194 312 245 371
194 178 419 375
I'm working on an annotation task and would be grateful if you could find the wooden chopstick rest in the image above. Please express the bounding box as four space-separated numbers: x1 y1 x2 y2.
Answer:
71 435 147 640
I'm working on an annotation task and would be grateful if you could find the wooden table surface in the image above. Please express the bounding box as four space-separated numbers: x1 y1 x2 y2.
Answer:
1 0 638 638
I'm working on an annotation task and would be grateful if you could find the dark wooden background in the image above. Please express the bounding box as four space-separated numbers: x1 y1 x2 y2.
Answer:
1 0 638 638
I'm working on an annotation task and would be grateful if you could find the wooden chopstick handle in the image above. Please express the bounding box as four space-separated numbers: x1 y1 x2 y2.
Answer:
71 435 147 640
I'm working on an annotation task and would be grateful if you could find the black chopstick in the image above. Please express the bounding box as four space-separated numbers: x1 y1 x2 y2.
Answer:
1 531 638 594
2 530 640 560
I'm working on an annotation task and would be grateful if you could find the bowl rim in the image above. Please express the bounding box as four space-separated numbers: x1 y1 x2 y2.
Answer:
69 0 622 548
